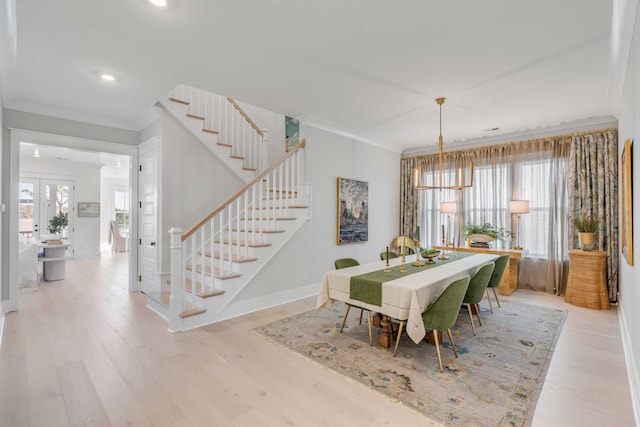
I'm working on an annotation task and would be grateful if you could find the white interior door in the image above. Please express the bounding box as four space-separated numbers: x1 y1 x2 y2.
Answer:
138 140 158 294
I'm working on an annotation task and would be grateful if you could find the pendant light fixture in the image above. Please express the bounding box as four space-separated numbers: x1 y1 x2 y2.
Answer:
413 98 474 190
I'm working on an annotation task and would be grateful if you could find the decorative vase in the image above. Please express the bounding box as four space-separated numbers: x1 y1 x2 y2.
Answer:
578 232 595 251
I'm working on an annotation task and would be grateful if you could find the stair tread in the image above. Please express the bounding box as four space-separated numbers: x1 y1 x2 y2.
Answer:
186 264 242 279
166 279 226 299
214 239 272 248
230 155 245 160
200 251 258 263
230 228 284 234
179 308 207 318
186 113 205 120
202 128 219 134
243 167 257 171
169 97 190 105
241 216 297 221
217 142 232 147
146 291 205 317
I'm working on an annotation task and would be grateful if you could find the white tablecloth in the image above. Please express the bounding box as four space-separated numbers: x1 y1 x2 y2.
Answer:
316 253 498 343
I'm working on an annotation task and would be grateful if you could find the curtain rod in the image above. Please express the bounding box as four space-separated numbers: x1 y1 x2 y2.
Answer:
401 127 618 161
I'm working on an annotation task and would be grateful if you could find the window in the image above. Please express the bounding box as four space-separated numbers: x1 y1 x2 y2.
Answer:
114 190 129 234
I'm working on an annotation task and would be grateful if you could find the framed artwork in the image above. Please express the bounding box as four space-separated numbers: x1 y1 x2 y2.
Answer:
337 177 368 244
78 202 100 217
285 116 300 152
621 138 634 266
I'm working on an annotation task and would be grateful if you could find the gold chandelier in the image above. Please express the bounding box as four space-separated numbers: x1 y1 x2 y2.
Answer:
413 97 474 190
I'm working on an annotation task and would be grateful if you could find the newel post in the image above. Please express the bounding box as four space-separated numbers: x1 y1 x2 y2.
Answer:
261 128 269 173
168 227 184 332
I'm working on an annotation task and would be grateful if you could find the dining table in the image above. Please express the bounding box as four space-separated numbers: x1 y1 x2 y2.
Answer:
316 252 499 347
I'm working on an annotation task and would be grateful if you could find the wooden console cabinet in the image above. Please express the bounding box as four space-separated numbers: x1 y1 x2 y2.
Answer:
434 246 523 295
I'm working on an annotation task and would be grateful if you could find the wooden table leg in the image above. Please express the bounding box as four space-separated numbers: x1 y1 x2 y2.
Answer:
377 315 393 348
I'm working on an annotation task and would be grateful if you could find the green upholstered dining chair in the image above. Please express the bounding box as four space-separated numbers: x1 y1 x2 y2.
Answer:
379 251 400 261
334 258 373 346
486 254 509 313
393 276 470 373
463 262 495 336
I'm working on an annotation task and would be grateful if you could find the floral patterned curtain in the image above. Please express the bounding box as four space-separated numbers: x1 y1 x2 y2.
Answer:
400 157 419 238
568 130 618 300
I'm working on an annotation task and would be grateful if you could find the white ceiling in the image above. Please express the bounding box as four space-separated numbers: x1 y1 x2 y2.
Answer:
1 0 618 153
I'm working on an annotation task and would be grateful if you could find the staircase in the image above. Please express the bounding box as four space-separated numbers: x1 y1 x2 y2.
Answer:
149 85 310 331
159 84 268 181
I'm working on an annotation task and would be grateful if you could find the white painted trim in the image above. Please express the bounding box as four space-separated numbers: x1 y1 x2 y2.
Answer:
0 301 5 350
218 282 321 324
618 297 640 426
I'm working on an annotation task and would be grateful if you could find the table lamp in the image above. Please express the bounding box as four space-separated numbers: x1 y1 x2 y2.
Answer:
510 200 529 250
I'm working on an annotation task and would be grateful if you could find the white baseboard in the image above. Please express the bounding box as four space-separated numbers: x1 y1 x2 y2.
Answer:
0 300 5 350
618 299 640 426
219 282 322 323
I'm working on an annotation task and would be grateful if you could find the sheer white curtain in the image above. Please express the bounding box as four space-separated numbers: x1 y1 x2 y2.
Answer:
409 138 571 294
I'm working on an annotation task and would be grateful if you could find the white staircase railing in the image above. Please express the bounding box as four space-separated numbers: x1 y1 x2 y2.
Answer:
168 141 307 331
170 84 266 173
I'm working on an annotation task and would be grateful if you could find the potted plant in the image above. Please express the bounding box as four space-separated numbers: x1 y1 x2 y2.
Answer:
47 211 68 236
573 214 600 251
464 222 499 243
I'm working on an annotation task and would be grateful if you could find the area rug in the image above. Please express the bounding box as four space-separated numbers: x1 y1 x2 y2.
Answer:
253 299 566 426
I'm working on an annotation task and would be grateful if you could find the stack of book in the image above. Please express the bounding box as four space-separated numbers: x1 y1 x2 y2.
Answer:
470 242 490 249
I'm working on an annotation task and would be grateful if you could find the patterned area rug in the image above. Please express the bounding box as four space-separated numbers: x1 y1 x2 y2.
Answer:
253 299 566 426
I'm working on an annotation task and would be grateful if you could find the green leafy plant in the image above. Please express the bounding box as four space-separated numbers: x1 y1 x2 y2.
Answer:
464 222 514 244
573 214 600 233
48 211 68 234
464 222 499 239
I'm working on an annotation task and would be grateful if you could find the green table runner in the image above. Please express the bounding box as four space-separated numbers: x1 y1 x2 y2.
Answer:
349 252 472 306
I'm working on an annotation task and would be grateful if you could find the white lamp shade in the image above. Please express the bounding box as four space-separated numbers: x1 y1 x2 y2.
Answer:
510 200 530 214
440 202 457 214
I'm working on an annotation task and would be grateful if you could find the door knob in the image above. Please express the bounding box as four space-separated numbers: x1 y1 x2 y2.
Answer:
150 241 156 246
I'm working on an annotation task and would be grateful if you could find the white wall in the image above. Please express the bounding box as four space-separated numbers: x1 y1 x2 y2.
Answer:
229 125 401 304
20 157 101 258
236 99 287 166
617 1 640 422
158 108 245 272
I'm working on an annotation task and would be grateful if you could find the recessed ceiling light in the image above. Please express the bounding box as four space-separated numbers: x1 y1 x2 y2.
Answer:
101 74 116 82
149 0 167 7
33 148 40 158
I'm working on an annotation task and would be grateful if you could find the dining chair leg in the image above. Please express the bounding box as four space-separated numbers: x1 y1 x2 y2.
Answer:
367 311 373 346
433 330 444 373
475 303 483 326
486 288 494 313
393 321 405 357
359 308 364 325
492 287 501 308
467 303 477 336
447 329 458 358
340 305 351 334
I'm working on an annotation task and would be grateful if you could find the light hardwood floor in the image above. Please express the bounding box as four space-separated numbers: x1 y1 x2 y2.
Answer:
0 254 636 426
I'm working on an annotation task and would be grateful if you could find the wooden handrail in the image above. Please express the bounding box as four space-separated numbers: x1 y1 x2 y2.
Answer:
227 98 264 137
182 139 306 241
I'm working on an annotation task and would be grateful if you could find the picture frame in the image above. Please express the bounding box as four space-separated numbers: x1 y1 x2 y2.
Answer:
621 138 633 266
78 202 100 217
285 116 301 152
337 177 368 244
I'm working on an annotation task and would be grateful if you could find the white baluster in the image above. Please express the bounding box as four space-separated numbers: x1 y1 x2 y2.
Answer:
169 227 184 332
